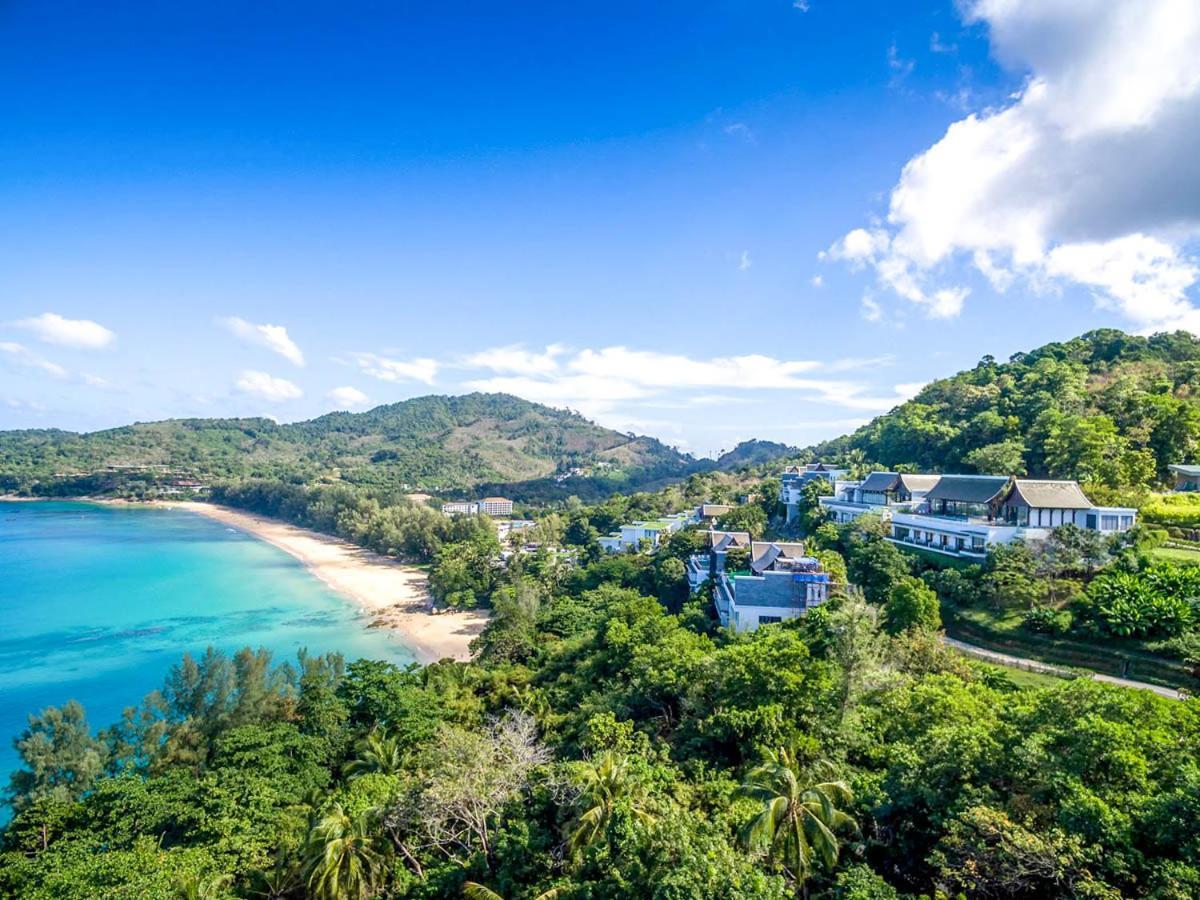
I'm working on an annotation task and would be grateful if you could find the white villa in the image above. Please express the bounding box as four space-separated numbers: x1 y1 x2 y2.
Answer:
709 540 831 631
685 529 751 592
781 463 849 522
819 471 940 524
598 510 699 553
887 475 1137 560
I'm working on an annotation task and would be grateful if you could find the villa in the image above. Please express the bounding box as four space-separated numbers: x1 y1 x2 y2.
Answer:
887 474 1137 560
709 540 830 631
598 510 699 553
818 471 940 524
1169 464 1200 492
781 463 849 521
685 529 751 592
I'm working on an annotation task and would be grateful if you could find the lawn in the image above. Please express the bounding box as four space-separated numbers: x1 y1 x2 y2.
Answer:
1150 545 1200 564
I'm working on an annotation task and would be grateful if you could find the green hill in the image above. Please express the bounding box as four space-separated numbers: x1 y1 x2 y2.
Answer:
810 328 1200 492
0 393 703 501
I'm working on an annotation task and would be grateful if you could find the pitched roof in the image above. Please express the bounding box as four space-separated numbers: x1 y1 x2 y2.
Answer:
858 471 900 493
710 530 751 551
750 541 808 573
897 474 941 493
700 503 733 517
1006 479 1093 510
924 474 1011 504
1170 464 1200 477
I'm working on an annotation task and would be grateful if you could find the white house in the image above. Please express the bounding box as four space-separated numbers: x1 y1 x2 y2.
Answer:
685 529 751 592
887 475 1137 560
781 463 849 522
599 511 697 553
712 540 831 631
819 471 941 524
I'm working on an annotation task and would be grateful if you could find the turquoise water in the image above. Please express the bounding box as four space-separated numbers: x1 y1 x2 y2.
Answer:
0 501 416 806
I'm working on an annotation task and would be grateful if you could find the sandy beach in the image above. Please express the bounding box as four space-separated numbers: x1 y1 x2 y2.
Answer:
172 502 489 664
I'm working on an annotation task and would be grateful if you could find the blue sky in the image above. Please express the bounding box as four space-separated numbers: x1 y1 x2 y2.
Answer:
3 0 1199 456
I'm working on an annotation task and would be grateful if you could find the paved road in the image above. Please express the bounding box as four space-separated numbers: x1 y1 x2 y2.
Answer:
941 636 1187 701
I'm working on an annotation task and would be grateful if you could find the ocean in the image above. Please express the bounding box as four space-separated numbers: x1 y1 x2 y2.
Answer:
0 500 416 810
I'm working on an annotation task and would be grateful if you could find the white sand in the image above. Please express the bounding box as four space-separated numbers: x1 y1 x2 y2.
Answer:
174 502 489 664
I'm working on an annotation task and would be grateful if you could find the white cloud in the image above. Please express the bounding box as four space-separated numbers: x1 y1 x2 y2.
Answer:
461 344 565 376
860 296 883 322
739 250 753 271
221 317 305 366
830 0 1200 329
810 274 823 288
326 386 371 409
0 342 68 379
793 0 809 11
351 352 438 385
13 312 115 348
235 370 303 402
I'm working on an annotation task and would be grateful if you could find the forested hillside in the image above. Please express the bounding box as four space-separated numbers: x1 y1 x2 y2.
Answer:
0 394 702 501
812 329 1200 492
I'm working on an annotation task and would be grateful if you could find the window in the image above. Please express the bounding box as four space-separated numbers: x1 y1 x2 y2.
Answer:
758 615 782 625
1101 515 1119 531
1086 514 1098 529
1121 515 1133 529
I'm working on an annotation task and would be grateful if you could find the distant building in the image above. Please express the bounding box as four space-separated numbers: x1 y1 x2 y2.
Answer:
1169 464 1200 492
479 497 514 517
695 503 733 523
819 472 940 524
598 510 700 553
685 529 751 591
442 501 477 516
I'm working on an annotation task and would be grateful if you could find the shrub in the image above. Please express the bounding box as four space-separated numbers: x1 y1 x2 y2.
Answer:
1022 606 1071 636
1077 565 1197 638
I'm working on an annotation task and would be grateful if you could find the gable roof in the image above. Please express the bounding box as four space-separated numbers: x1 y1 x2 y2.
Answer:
750 541 808 573
896 473 941 493
700 503 733 517
858 471 900 493
924 474 1011 504
1006 479 1093 510
710 530 751 552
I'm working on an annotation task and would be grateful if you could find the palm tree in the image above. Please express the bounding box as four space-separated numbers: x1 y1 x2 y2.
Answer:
735 750 857 895
304 803 389 900
567 750 655 856
173 873 234 900
345 728 404 780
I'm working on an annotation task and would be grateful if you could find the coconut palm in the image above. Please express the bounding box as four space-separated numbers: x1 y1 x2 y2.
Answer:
173 873 234 900
567 750 655 855
304 803 389 900
735 750 857 895
345 728 404 780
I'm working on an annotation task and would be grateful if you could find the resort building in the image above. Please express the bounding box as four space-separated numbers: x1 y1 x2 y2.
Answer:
694 503 733 523
1169 464 1200 492
598 510 699 553
685 529 751 592
441 496 515 517
781 463 849 521
709 540 830 632
887 475 1137 560
819 471 940 524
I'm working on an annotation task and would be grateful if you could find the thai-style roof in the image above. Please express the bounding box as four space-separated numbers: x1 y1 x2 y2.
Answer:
1005 479 1093 510
750 541 808 573
710 530 752 552
858 471 900 493
923 474 1011 504
700 503 733 518
1170 464 1200 476
896 473 941 493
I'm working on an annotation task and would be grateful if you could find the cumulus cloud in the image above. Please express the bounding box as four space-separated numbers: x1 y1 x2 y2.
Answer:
351 352 438 385
235 370 303 402
461 344 565 376
829 0 1200 329
221 317 305 366
326 386 371 409
12 312 115 348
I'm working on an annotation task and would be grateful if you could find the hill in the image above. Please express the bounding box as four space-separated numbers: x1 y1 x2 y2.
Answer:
0 393 703 501
810 328 1200 492
713 439 795 470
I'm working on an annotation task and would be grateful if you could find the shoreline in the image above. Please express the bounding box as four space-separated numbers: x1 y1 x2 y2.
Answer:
2 496 488 665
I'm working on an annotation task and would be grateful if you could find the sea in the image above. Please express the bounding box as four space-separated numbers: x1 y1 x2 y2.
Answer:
0 500 416 813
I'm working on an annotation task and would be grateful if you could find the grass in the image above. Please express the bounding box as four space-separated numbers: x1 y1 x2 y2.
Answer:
975 662 1069 691
1151 546 1200 564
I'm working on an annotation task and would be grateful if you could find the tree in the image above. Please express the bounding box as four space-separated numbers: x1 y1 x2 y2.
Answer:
846 534 911 605
304 803 390 900
567 750 656 856
736 750 857 894
983 542 1044 609
346 728 404 780
718 504 768 539
172 872 235 900
882 577 942 635
964 439 1027 476
8 700 106 812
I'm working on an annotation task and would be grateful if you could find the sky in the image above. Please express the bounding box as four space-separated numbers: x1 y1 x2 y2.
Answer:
2 0 1199 457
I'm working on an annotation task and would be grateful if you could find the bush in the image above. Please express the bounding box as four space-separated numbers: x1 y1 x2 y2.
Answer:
1076 565 1198 638
1022 606 1071 636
